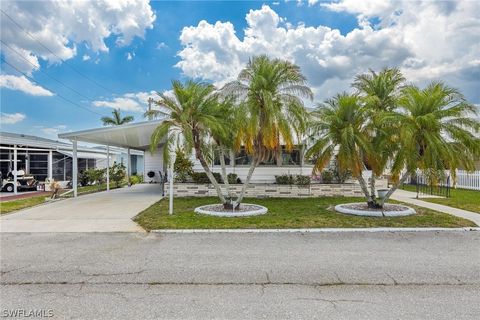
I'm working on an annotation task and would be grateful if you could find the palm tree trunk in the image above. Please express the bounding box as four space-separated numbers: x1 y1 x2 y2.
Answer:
196 150 226 204
356 173 371 202
219 147 232 198
380 172 410 206
368 174 380 208
235 158 259 206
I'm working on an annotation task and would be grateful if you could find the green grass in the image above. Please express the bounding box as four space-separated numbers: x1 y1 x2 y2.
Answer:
0 196 47 215
134 197 476 231
402 184 480 213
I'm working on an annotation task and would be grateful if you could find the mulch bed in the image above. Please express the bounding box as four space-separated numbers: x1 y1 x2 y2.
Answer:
0 191 50 202
342 203 411 212
198 204 264 213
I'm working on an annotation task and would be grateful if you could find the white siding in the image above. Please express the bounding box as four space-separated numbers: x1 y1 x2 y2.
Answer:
144 146 165 183
192 162 313 183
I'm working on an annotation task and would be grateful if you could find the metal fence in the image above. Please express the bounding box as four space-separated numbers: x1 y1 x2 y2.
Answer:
405 172 451 198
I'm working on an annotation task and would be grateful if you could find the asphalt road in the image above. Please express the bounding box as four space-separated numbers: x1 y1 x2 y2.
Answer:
1 231 479 319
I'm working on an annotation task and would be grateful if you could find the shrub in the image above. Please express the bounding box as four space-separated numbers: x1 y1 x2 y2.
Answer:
227 173 241 184
78 170 89 186
331 156 351 183
321 170 334 184
174 149 194 182
191 172 222 184
275 174 295 185
129 174 143 185
109 162 126 187
295 175 311 186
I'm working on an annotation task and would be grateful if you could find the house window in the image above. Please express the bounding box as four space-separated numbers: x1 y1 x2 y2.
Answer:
234 148 252 165
213 150 231 166
281 146 301 166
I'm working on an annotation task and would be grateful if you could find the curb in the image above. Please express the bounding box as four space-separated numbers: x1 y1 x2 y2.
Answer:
151 227 480 233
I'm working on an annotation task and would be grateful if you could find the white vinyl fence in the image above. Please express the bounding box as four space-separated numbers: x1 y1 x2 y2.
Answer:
455 170 480 191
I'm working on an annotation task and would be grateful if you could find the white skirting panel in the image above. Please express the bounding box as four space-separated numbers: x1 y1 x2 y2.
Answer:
144 146 165 183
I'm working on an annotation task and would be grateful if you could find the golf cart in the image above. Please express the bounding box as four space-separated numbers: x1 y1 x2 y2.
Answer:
1 170 38 192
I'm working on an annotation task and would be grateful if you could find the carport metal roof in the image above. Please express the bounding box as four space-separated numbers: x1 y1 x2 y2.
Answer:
58 120 164 150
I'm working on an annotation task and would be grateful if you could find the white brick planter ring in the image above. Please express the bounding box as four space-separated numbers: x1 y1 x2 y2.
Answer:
335 203 416 217
194 204 268 217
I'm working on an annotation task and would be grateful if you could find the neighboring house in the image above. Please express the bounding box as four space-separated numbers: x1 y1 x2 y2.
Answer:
0 132 143 186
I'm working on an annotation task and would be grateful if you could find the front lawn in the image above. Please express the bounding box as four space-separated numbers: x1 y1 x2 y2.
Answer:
134 197 476 231
0 196 46 215
402 185 480 213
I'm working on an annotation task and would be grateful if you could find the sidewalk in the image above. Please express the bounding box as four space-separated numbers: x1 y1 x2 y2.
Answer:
391 189 480 226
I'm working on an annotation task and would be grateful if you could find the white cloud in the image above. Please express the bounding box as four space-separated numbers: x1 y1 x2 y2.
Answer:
0 75 53 96
92 91 156 113
156 42 168 50
0 112 26 124
82 54 91 61
0 0 156 74
39 125 67 137
126 52 135 60
176 3 480 104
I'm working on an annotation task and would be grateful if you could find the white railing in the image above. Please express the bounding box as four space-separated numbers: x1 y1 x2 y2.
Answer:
455 170 480 190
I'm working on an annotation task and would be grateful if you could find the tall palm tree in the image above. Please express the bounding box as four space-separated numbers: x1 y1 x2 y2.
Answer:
306 93 373 201
150 80 229 204
380 81 480 205
352 67 405 207
223 55 313 204
101 109 134 126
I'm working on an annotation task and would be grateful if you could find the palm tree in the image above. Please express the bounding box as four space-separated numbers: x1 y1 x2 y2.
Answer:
306 93 373 201
352 67 405 207
101 109 134 126
380 81 480 205
150 80 229 204
223 55 313 204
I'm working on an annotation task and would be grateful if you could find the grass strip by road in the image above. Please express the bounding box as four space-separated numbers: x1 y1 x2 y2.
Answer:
0 195 46 215
402 185 480 213
1 182 129 214
134 197 476 231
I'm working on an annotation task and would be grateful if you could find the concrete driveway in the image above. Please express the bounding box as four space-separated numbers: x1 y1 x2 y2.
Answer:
0 184 162 232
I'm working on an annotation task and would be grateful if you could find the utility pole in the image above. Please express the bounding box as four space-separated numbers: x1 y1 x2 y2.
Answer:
147 97 154 120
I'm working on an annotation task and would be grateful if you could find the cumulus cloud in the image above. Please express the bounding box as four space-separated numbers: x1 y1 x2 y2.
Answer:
0 0 156 75
176 2 480 104
92 91 157 113
0 112 26 124
0 75 53 96
38 125 67 137
82 55 91 61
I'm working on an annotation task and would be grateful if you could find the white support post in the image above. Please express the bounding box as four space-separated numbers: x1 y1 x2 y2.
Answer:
13 145 18 195
106 145 110 191
72 138 78 197
127 148 131 186
48 150 53 180
169 159 174 215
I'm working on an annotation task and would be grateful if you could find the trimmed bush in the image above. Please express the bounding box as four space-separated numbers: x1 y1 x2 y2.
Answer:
227 173 242 184
295 175 311 186
321 170 334 184
275 174 295 185
191 172 223 184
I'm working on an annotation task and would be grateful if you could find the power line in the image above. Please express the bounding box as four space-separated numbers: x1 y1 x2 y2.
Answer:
1 9 116 95
1 57 103 116
0 39 97 103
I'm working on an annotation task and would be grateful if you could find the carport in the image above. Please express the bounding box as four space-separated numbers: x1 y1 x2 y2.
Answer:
58 120 172 210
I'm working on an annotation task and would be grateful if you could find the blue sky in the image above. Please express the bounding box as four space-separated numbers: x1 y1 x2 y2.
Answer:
1 0 479 139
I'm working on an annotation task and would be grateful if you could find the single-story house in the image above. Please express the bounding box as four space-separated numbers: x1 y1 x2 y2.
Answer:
57 120 317 196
